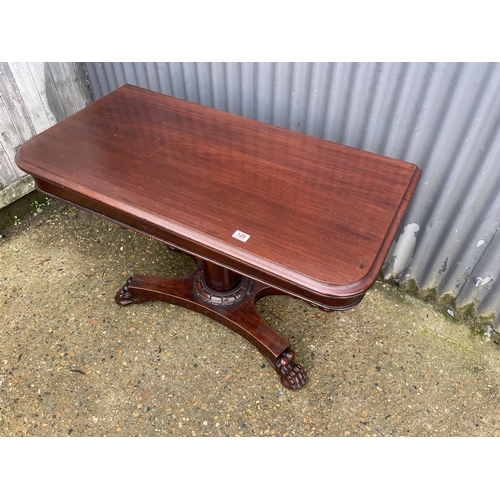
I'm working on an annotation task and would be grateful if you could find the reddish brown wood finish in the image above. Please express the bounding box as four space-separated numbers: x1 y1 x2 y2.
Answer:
203 261 242 292
15 84 421 390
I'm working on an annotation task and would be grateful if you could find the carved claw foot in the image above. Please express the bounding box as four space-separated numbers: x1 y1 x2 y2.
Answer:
115 277 149 306
276 349 306 390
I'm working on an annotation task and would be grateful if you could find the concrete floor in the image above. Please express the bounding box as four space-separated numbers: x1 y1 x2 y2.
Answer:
1 192 500 437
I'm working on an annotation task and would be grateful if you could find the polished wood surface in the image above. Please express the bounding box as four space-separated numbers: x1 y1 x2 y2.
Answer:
15 84 421 390
15 84 421 308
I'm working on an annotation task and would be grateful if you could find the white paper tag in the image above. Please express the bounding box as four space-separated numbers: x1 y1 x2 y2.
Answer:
232 230 250 242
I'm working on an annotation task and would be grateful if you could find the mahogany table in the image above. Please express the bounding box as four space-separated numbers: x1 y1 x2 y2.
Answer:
15 84 421 390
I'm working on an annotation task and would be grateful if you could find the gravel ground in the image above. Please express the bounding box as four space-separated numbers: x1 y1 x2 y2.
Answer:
1 193 500 437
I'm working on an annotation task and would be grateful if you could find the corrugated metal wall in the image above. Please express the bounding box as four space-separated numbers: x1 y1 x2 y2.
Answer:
0 62 91 208
82 62 500 328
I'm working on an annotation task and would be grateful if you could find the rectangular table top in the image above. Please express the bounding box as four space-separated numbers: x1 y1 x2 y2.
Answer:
16 84 421 307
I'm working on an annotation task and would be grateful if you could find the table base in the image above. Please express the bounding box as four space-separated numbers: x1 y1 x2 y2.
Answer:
115 257 307 390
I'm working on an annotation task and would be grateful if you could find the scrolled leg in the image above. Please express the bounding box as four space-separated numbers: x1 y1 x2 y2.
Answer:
115 277 149 306
113 267 307 391
276 348 306 390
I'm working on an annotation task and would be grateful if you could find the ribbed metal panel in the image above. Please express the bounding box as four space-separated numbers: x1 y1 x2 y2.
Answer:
82 62 500 327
